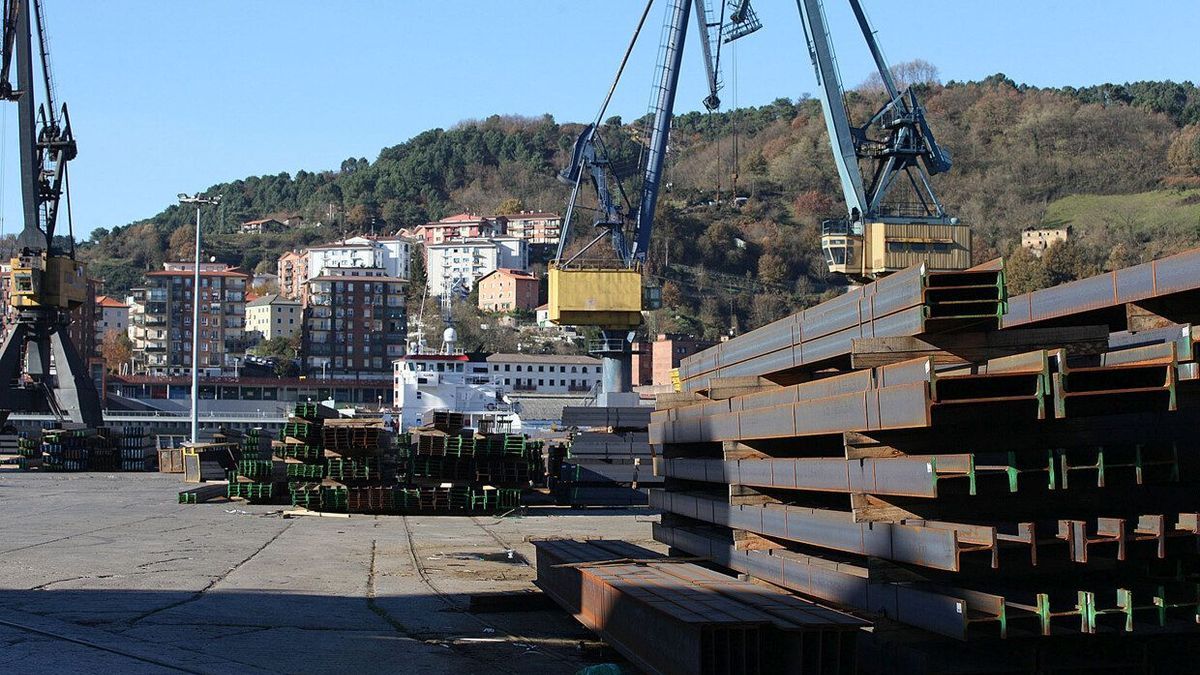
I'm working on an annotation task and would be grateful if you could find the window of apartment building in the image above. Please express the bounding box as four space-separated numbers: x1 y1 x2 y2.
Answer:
538 379 544 386
504 378 510 385
504 364 510 372
559 366 565 373
571 366 577 373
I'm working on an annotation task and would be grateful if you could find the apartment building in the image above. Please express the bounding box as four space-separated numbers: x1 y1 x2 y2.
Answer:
277 250 308 300
485 353 600 394
493 211 561 245
477 268 539 312
245 293 302 341
302 267 406 378
409 213 501 246
277 235 412 303
94 295 129 344
129 262 250 377
651 333 715 387
425 237 528 296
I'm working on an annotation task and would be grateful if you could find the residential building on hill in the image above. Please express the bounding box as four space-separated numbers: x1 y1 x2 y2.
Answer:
95 295 129 345
278 235 413 303
477 268 539 312
302 268 406 378
277 250 308 300
493 211 562 245
409 213 501 246
245 293 302 341
240 218 284 234
485 353 600 394
129 263 250 377
425 237 528 296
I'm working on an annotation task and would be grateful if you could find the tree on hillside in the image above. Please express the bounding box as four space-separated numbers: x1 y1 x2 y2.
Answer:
1003 246 1051 295
497 197 524 214
1168 124 1200 181
100 329 133 373
168 224 194 260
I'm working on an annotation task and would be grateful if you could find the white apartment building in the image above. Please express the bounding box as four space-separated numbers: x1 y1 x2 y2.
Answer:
305 235 413 282
485 353 600 394
95 295 129 343
425 237 528 296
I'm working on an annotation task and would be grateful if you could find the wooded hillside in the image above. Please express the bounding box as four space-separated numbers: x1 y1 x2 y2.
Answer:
79 73 1200 340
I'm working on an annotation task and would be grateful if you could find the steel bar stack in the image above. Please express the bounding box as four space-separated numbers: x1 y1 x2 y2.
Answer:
534 539 864 675
401 414 531 514
648 251 1200 673
556 405 658 506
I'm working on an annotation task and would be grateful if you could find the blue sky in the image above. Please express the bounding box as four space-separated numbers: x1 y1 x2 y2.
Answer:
1 1 1197 240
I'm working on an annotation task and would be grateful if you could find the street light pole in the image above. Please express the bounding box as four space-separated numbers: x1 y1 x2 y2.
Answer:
178 193 222 444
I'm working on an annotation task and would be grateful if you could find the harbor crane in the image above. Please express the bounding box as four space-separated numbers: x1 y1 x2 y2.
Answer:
554 0 973 401
0 0 102 426
549 0 761 405
799 0 970 278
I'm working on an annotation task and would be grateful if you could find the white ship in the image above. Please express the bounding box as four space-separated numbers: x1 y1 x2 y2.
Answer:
393 327 521 433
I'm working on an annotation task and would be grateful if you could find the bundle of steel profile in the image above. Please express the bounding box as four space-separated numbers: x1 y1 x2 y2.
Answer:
558 422 658 506
676 263 1007 393
532 539 864 675
645 253 1200 666
561 405 652 430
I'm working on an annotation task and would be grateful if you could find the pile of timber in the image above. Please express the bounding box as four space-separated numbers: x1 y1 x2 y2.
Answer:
649 250 1200 673
556 406 658 506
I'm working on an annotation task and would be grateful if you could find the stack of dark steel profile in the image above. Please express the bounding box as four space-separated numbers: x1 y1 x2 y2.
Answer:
555 405 659 506
645 250 1200 673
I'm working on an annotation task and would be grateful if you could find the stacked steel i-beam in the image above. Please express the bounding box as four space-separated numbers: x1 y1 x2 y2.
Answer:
555 405 660 506
650 250 1200 672
402 412 531 513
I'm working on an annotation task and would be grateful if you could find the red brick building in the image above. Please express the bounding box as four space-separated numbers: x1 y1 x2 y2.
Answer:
302 268 406 377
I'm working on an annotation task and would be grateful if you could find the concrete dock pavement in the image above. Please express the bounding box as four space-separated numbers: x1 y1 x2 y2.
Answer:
0 472 661 674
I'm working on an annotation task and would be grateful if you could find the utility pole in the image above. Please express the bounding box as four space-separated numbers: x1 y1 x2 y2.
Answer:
178 193 222 444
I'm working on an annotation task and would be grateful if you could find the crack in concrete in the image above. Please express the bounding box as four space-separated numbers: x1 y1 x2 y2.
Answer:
0 515 171 556
127 520 295 625
136 556 190 569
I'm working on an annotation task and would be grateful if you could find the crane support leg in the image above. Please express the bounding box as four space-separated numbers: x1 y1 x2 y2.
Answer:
592 329 640 407
0 310 102 427
51 325 102 428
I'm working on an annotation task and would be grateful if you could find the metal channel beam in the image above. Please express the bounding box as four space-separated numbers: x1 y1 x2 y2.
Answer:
658 455 973 498
678 265 1004 391
652 523 1002 641
1003 248 1200 330
651 490 992 572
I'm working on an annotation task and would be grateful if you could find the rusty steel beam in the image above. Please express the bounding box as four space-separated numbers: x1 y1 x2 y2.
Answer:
532 538 862 675
1003 248 1200 331
677 264 1005 391
650 490 1007 572
652 522 1008 641
657 455 979 499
